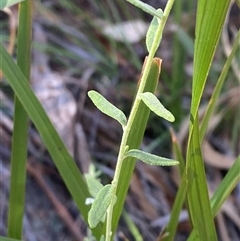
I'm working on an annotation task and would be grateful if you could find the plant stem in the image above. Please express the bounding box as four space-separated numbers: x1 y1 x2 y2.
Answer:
7 1 32 238
105 0 175 240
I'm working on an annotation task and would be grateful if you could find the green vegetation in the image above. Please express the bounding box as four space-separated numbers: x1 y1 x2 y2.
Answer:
0 0 239 240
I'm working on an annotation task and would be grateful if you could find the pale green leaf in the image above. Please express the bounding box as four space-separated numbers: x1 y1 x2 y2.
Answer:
146 10 162 53
125 149 179 166
88 90 127 127
85 175 103 198
139 92 175 122
88 184 114 228
0 0 24 9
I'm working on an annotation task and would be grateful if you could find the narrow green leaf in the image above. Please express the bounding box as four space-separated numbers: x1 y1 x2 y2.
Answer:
186 118 217 241
88 90 127 127
200 31 240 142
176 28 194 57
0 43 102 239
88 184 114 229
125 149 178 166
185 1 231 239
140 92 175 122
0 237 24 241
126 0 163 19
161 130 187 241
100 235 105 241
188 156 240 241
122 210 143 241
190 0 231 128
210 156 240 215
7 1 32 239
170 128 185 176
0 0 24 9
85 175 103 198
146 11 162 53
161 171 187 241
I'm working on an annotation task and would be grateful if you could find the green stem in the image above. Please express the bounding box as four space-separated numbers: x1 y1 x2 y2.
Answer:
105 0 175 240
7 1 32 238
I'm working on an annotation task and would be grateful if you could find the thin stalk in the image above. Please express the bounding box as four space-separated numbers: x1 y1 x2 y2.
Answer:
105 0 175 240
7 0 32 238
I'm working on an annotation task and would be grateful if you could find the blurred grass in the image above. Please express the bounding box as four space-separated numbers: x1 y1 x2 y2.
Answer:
34 0 143 76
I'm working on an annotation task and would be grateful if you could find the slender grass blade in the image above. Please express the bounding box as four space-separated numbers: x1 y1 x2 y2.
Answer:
7 1 32 238
0 44 103 239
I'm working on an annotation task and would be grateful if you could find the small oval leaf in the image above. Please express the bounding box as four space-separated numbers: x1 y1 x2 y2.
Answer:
140 92 175 122
146 9 162 53
85 175 103 198
88 90 127 127
125 149 179 166
88 184 114 228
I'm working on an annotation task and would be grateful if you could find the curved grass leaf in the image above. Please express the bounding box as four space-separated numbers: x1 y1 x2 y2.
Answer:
146 11 162 53
0 237 24 241
88 184 114 229
126 0 163 19
0 43 102 239
122 211 143 241
210 156 240 215
140 92 175 122
161 171 187 241
88 90 127 127
0 0 24 9
187 118 217 240
161 130 187 241
125 149 178 166
188 156 240 240
190 0 231 126
185 1 231 240
200 30 240 142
